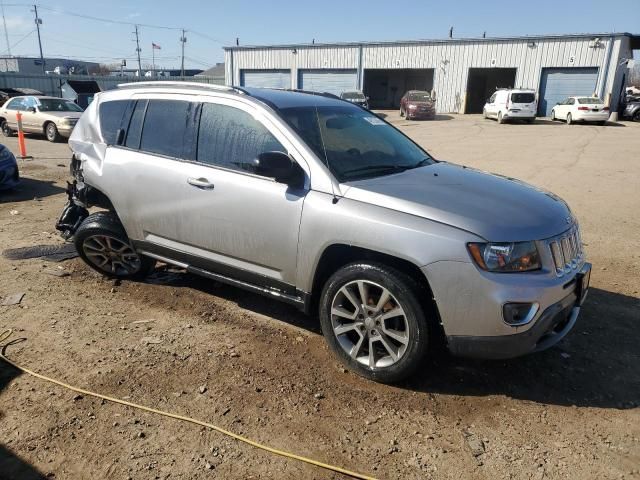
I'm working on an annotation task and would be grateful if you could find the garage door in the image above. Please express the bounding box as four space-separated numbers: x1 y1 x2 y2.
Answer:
538 68 599 116
240 70 291 89
298 69 358 96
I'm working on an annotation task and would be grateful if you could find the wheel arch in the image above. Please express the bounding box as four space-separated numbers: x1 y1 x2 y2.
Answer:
42 120 56 134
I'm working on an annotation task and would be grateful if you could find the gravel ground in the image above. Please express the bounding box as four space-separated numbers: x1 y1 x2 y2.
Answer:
1 114 639 480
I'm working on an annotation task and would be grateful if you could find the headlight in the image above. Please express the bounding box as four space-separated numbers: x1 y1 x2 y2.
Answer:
408 104 417 109
467 242 541 272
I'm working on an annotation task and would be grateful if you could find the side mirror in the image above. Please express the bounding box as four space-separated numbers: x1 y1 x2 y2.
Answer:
28 107 36 113
252 151 302 186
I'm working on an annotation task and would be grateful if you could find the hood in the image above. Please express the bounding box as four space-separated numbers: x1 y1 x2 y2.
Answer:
41 111 83 120
341 162 572 242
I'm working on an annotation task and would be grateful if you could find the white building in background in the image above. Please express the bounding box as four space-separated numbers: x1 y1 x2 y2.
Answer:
224 32 638 116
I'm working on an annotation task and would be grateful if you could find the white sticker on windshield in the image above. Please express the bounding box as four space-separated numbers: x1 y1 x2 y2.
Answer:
363 116 385 125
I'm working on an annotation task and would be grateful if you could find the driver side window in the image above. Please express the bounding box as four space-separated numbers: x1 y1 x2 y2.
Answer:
489 93 497 103
567 98 575 105
197 103 285 175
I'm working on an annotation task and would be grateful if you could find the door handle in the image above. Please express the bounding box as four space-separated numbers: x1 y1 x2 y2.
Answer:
187 177 215 189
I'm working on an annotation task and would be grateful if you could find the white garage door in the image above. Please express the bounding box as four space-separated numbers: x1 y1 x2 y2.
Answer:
298 69 358 96
240 70 291 89
538 68 599 116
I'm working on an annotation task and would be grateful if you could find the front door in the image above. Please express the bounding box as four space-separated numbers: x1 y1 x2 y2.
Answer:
110 95 307 288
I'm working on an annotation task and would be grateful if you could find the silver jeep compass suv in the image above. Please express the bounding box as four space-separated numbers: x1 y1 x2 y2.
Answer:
56 82 591 383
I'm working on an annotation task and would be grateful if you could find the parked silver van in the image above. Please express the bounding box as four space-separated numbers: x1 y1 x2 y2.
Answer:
57 82 590 383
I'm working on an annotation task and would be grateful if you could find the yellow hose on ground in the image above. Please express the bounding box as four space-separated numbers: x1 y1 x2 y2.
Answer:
0 329 378 480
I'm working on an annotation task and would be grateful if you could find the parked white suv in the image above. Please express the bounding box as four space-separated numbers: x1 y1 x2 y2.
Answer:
483 89 537 124
56 82 590 383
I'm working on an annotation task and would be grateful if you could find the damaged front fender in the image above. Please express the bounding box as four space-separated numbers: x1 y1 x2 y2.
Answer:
55 181 89 240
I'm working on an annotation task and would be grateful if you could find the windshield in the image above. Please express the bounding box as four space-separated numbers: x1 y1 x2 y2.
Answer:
37 99 83 112
577 97 603 104
407 91 431 102
279 104 434 182
511 93 535 103
342 92 365 100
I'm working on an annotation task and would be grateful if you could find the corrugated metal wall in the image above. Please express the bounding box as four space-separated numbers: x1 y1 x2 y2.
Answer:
0 73 224 99
225 35 627 113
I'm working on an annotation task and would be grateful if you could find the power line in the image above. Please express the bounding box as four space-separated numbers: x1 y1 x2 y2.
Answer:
0 26 33 55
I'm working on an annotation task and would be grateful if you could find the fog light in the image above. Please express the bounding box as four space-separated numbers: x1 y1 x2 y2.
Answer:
503 302 539 326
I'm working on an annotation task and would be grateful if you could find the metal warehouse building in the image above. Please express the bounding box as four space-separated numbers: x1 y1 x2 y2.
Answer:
224 33 638 116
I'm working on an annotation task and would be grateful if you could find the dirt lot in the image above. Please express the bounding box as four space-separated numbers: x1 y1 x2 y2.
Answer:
1 115 639 480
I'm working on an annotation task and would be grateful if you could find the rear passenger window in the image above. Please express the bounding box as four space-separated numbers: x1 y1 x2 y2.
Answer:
197 103 285 173
125 100 147 149
99 100 129 145
140 100 190 158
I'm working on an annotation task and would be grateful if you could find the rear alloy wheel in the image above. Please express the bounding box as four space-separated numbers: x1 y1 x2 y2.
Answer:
1 120 13 137
551 110 556 121
45 122 61 142
319 262 429 383
74 212 155 280
566 113 573 125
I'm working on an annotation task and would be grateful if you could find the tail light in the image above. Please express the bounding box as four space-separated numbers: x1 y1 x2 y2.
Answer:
577 106 589 111
602 107 609 111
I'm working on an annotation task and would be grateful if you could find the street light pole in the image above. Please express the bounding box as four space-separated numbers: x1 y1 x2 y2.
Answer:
180 29 186 77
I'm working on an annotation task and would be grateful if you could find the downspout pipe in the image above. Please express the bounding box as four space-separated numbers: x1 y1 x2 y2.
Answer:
599 35 614 100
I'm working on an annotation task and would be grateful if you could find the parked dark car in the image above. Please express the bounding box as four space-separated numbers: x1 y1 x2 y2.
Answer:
400 90 436 120
0 144 20 191
340 91 369 109
622 95 640 121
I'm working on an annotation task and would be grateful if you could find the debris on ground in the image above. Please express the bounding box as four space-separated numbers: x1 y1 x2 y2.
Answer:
3 243 78 262
9 209 19 215
463 429 485 461
140 336 163 345
43 268 70 277
2 292 25 306
198 385 208 394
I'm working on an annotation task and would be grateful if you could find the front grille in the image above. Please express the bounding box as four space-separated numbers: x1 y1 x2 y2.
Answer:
547 225 584 276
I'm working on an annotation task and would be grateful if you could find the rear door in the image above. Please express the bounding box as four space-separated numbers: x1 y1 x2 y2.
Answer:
509 92 537 115
2 97 24 129
107 95 308 288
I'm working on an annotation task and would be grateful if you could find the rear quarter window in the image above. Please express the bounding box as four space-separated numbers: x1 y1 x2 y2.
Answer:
99 100 130 145
511 93 536 103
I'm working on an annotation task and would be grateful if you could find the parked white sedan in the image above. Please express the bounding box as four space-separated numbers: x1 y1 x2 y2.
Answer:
550 96 609 125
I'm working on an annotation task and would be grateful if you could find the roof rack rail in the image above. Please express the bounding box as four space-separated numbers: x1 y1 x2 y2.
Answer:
276 88 341 100
117 81 250 96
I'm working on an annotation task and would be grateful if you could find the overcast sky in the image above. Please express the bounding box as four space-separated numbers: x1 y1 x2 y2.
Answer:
1 0 638 70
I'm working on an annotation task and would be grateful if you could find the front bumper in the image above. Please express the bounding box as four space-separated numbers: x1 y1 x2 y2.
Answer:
447 291 580 358
57 124 75 137
423 259 591 359
406 109 435 119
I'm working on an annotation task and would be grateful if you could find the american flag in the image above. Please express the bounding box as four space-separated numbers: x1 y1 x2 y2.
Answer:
152 42 161 50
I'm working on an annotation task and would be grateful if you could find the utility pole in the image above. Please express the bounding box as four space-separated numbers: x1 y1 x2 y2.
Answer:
32 4 45 74
180 29 186 77
1 0 11 71
134 25 142 76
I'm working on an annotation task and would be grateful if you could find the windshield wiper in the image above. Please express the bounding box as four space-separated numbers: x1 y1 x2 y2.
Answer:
341 164 412 178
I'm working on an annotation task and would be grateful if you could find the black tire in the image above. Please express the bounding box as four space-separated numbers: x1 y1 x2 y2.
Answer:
497 111 504 124
596 121 606 126
74 211 155 280
399 107 405 117
550 110 556 121
45 122 61 142
634 111 640 122
482 108 488 119
526 118 535 124
319 262 429 384
1 120 13 137
566 113 572 125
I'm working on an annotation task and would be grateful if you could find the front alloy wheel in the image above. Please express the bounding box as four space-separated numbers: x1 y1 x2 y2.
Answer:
331 280 410 369
319 262 429 383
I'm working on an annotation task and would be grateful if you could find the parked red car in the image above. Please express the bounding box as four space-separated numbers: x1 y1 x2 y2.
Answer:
400 90 436 120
